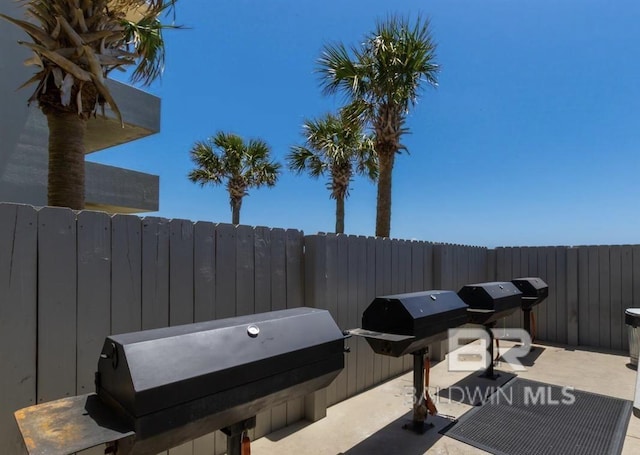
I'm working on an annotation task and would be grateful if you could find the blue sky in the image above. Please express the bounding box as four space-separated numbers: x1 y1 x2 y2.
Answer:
92 0 640 248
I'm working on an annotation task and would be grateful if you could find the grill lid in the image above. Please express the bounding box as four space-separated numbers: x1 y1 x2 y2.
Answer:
97 307 344 418
353 290 469 356
511 277 549 309
458 281 522 324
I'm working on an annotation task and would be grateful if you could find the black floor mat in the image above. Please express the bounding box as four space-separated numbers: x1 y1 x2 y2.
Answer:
443 378 632 455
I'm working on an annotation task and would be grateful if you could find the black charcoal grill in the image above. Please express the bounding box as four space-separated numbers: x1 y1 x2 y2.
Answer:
14 308 346 455
511 277 549 338
349 290 469 433
457 281 522 378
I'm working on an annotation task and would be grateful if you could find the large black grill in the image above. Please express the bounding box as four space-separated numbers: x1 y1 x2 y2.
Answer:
14 308 346 455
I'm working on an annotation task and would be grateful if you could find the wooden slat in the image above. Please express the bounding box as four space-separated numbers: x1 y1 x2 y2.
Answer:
193 222 216 323
587 246 600 347
285 229 304 424
169 219 194 326
577 247 589 345
76 211 111 395
621 246 633 350
269 228 288 430
335 234 349 402
400 240 413 371
545 247 558 342
0 204 37 455
373 238 384 384
555 247 568 344
141 217 169 330
37 207 77 403
214 223 237 454
355 236 370 393
111 214 142 335
423 243 434 289
367 237 379 388
193 222 217 454
346 236 359 399
610 246 623 351
598 246 611 349
215 224 236 319
566 247 579 346
411 242 425 292
235 225 255 317
254 226 272 439
389 239 402 376
380 238 392 380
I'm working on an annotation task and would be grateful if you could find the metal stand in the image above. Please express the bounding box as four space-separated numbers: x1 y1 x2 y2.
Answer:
480 323 500 380
523 308 531 335
221 417 255 455
402 349 433 434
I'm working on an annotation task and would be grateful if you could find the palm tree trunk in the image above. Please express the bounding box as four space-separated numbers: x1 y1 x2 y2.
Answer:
335 196 345 234
375 150 395 238
46 112 87 210
231 197 242 225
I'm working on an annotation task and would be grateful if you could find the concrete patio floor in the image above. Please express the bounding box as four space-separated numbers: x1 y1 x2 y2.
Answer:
252 342 640 454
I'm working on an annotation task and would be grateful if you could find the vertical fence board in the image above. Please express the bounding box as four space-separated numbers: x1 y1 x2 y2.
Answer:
400 240 413 370
215 224 237 320
235 225 255 317
587 246 600 347
621 246 633 350
355 236 369 393
214 223 237 454
577 247 589 345
566 247 579 345
598 246 611 349
193 222 217 454
545 247 558 342
141 217 169 330
270 228 288 429
285 229 304 424
254 227 272 438
77 211 111 395
389 239 403 376
169 219 194 326
0 204 37 455
111 215 142 335
193 222 216 323
346 236 359 398
610 246 623 350
423 243 434 290
335 235 349 402
381 238 392 379
555 247 568 344
38 207 77 403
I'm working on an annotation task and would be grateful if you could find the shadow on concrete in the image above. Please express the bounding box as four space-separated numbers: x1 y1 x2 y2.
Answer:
499 345 546 367
338 412 455 455
264 420 312 442
436 371 516 406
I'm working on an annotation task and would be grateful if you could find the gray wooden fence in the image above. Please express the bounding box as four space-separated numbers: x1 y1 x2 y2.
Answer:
3 202 636 455
492 245 640 351
0 204 307 455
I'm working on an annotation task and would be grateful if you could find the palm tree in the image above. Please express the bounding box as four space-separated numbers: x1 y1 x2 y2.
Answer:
288 112 377 234
188 132 281 225
317 15 439 238
1 1 179 209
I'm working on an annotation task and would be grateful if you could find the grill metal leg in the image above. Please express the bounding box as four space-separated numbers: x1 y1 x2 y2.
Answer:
480 323 500 380
402 349 433 434
221 417 255 455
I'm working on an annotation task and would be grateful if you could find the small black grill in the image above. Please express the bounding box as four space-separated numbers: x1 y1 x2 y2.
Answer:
14 308 346 455
457 281 522 379
349 291 469 433
511 277 549 338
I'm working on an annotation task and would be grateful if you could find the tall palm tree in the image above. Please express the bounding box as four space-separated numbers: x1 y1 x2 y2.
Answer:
188 132 281 225
1 1 179 209
288 112 377 234
317 15 439 238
